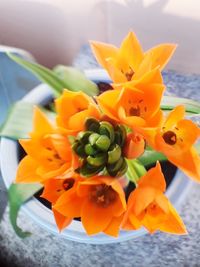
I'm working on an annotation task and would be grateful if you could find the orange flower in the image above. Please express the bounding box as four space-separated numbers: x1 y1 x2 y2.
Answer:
122 162 187 234
54 176 126 237
16 107 74 183
123 132 145 159
55 89 101 135
97 84 164 131
151 105 200 182
41 175 82 231
91 31 176 84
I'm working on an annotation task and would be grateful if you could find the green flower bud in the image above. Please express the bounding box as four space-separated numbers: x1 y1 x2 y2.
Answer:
89 133 100 146
79 163 104 177
84 144 96 156
85 118 100 132
108 144 121 164
99 121 115 143
77 131 92 144
73 143 86 158
73 118 128 178
95 135 111 151
87 153 107 167
106 157 123 176
115 125 126 147
115 158 128 177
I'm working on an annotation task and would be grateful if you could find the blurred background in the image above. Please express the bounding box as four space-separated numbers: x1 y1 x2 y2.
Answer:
0 0 199 73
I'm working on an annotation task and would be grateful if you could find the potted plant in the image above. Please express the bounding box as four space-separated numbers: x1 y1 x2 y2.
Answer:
0 32 200 244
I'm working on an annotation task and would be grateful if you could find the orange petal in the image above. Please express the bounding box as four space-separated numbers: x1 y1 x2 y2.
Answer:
103 215 124 237
136 67 163 85
177 119 200 148
168 147 200 183
36 162 71 180
54 189 83 218
81 199 112 235
118 31 144 72
133 52 153 80
105 58 127 83
40 178 65 203
138 162 166 192
30 106 54 138
97 89 121 121
15 156 41 183
130 187 156 216
158 202 187 234
52 208 72 232
49 134 72 162
67 104 100 133
164 105 185 129
145 43 177 71
90 41 118 70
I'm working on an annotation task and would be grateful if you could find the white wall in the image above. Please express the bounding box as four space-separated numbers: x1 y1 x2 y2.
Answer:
0 0 199 73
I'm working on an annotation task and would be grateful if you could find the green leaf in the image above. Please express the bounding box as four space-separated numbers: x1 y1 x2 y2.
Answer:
161 96 200 115
0 101 55 140
0 102 34 139
138 150 167 167
53 65 99 96
126 159 147 184
7 53 68 97
8 183 42 238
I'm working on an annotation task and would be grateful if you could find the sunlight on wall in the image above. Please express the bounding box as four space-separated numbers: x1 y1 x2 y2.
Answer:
0 0 199 73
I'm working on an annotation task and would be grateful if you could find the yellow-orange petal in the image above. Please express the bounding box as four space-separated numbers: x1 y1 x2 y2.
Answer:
52 208 72 232
145 43 177 71
15 156 41 183
81 199 112 235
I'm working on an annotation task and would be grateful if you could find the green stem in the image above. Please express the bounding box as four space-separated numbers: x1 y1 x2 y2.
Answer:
126 159 147 185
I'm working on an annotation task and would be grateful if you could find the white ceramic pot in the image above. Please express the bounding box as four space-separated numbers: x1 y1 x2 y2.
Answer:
0 69 193 244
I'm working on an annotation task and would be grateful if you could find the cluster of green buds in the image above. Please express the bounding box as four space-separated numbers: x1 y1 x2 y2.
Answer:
72 118 128 177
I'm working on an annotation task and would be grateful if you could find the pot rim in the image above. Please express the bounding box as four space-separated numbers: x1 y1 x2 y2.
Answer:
0 68 194 244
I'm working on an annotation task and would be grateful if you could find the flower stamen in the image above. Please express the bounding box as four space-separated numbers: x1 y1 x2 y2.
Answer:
89 184 117 208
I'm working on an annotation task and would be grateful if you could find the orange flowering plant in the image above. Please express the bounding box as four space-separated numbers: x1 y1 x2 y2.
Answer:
1 31 200 238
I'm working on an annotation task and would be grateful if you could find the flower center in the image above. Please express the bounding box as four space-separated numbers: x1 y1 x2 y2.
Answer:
162 130 177 145
125 68 134 81
89 184 117 208
129 106 141 116
62 178 75 191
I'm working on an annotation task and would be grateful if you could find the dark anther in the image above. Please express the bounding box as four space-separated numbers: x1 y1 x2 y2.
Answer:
162 131 177 145
62 179 75 191
97 82 113 94
129 106 140 116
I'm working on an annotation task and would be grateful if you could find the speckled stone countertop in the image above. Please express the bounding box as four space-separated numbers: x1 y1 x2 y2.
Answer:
1 46 200 267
